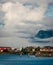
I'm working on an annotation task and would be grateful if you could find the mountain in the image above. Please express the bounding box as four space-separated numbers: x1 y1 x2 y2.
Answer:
35 30 53 39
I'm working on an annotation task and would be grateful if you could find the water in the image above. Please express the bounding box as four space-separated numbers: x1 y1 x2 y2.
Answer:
0 54 53 65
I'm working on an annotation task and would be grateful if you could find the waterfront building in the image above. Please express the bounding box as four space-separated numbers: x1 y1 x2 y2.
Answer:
0 47 11 52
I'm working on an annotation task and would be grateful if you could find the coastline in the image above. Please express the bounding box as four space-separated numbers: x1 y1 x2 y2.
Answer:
0 46 53 57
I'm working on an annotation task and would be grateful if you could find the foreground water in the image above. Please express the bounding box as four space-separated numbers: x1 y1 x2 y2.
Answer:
0 54 53 65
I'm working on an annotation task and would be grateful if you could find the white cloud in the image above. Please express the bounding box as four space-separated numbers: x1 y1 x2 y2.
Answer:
0 0 53 48
1 2 46 30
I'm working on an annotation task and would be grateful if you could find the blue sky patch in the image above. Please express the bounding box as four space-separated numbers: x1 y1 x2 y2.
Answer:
45 3 53 17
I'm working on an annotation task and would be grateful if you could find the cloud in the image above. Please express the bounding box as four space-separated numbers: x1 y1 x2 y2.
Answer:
0 2 46 30
0 0 53 48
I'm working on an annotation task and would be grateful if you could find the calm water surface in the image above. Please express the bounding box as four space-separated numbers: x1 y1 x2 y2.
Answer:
0 54 53 65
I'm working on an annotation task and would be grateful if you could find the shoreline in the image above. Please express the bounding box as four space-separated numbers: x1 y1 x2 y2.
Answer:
0 54 53 57
0 46 53 57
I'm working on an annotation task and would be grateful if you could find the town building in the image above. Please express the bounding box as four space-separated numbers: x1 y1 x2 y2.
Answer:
0 47 11 52
40 46 53 52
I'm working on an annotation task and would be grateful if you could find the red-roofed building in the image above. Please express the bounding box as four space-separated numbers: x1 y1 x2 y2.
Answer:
0 47 11 52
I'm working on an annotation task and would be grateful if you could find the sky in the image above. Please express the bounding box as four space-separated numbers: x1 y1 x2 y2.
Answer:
0 0 53 48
